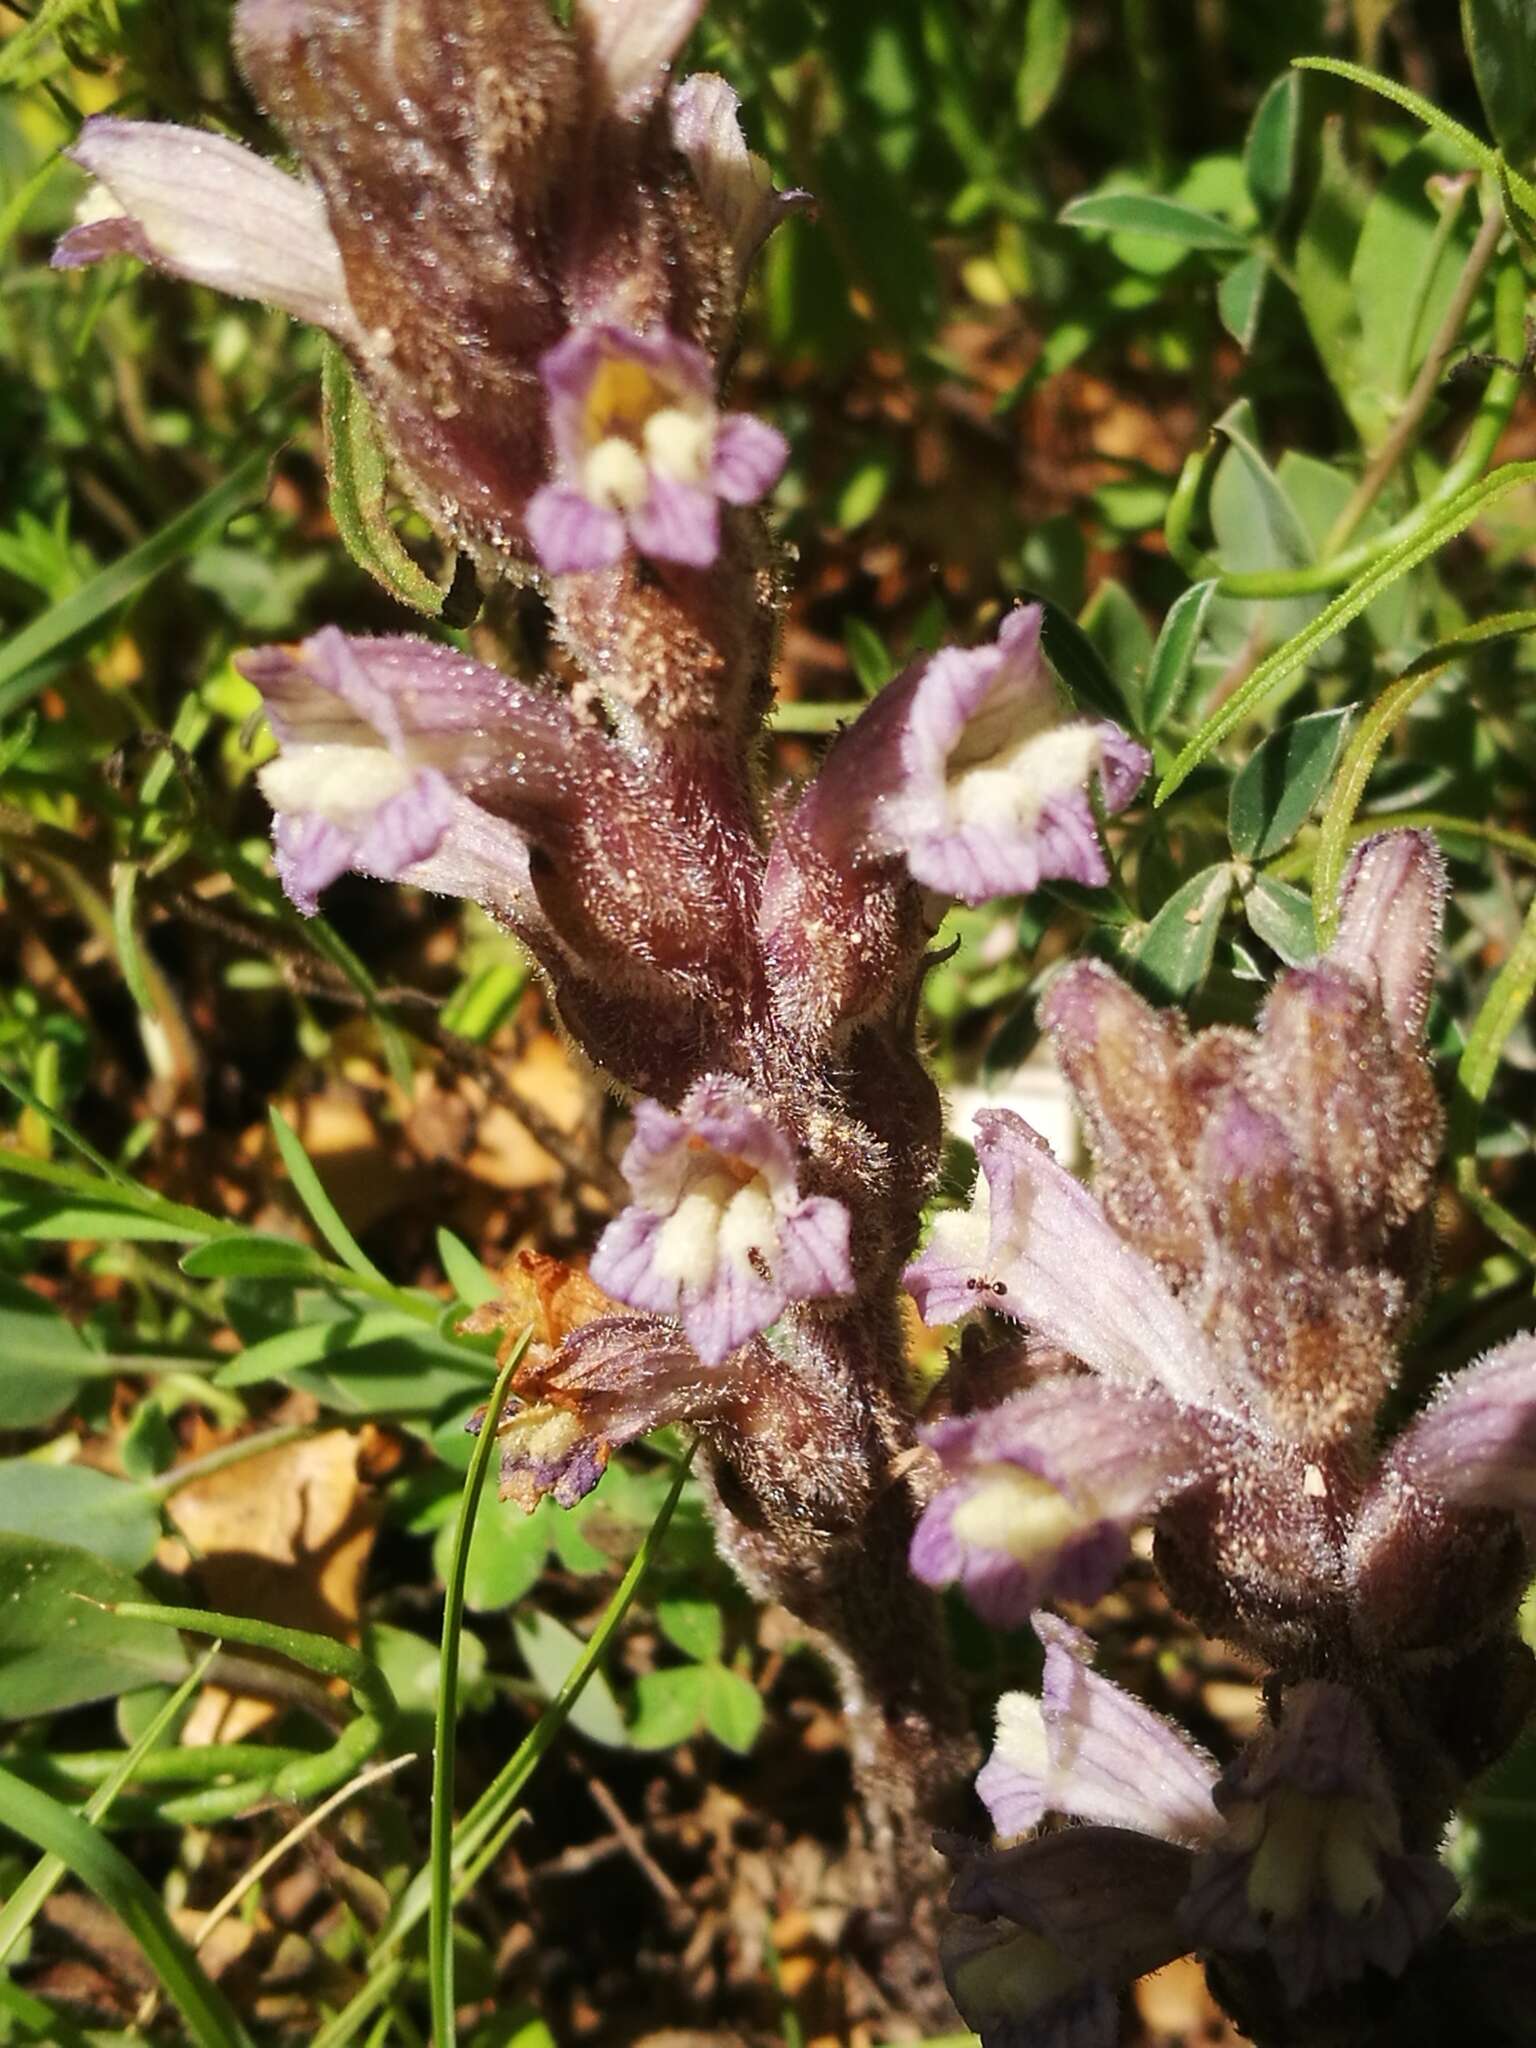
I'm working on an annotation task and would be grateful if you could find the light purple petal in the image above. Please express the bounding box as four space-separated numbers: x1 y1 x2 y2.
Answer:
54 215 151 268
628 476 720 567
526 485 627 575
58 119 357 338
539 324 714 472
272 811 354 918
979 1612 1219 1845
574 0 706 116
911 1378 1211 1627
710 412 789 504
907 1110 1223 1410
1325 829 1445 1043
351 768 456 881
589 1079 852 1366
1386 1335 1536 1512
863 605 1148 905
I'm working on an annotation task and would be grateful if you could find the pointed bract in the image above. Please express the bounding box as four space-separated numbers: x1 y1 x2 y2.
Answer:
1326 829 1445 1044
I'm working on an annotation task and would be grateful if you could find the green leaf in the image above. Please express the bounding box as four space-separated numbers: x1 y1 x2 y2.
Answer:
1078 579 1152 721
1292 55 1536 215
1158 458 1536 801
181 1234 327 1281
0 439 284 721
437 1227 501 1308
1294 117 1370 424
0 1276 102 1427
1126 864 1232 1000
1243 878 1318 966
834 452 896 531
0 1462 161 1573
844 617 897 694
321 341 443 616
0 1536 189 1719
1245 72 1301 219
656 1596 724 1664
1016 0 1071 125
626 1665 708 1751
0 1765 254 2048
512 1612 628 1749
1352 139 1478 442
1142 579 1217 733
433 1499 552 1612
1217 251 1269 351
1228 709 1351 861
1463 0 1536 168
700 1665 764 1754
1059 192 1249 252
1034 596 1133 724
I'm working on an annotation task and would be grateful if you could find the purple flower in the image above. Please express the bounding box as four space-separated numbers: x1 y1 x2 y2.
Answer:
865 606 1149 902
1377 1335 1536 1515
54 118 359 341
237 629 583 916
589 1079 854 1365
525 326 788 574
495 1313 764 1512
574 0 706 117
1182 1682 1459 2004
943 1829 1194 2048
911 1378 1210 1627
977 1613 1221 1843
905 1108 1227 1411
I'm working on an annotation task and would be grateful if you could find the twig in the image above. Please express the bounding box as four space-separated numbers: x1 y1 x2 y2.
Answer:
1324 192 1507 557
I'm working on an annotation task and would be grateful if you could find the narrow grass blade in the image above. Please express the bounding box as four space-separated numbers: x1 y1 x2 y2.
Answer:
269 1105 387 1284
0 1640 220 1967
1312 612 1536 938
0 437 285 719
373 1446 695 1961
430 1331 529 2048
0 1766 254 2048
1157 460 1536 802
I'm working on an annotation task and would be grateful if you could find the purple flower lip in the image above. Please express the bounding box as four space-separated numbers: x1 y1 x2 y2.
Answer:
526 324 787 575
589 1078 854 1366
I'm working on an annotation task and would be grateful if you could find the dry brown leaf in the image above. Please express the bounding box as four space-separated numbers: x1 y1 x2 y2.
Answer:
168 1430 375 1743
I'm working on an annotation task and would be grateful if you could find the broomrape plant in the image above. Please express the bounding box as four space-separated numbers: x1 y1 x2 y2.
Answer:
49 2 1536 2042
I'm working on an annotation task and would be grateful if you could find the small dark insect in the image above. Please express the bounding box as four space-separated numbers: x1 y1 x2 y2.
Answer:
441 552 482 628
1447 314 1536 385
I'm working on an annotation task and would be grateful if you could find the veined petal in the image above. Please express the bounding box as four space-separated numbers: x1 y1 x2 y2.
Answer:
911 1377 1210 1628
628 475 720 567
574 0 706 116
907 1110 1223 1410
526 485 627 573
710 412 790 505
866 607 1150 906
57 119 357 339
978 1613 1220 1845
590 1080 854 1366
950 1826 1194 1982
1386 1335 1536 1512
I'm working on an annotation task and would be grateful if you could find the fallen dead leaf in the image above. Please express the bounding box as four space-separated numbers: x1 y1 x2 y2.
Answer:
168 1430 376 1744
